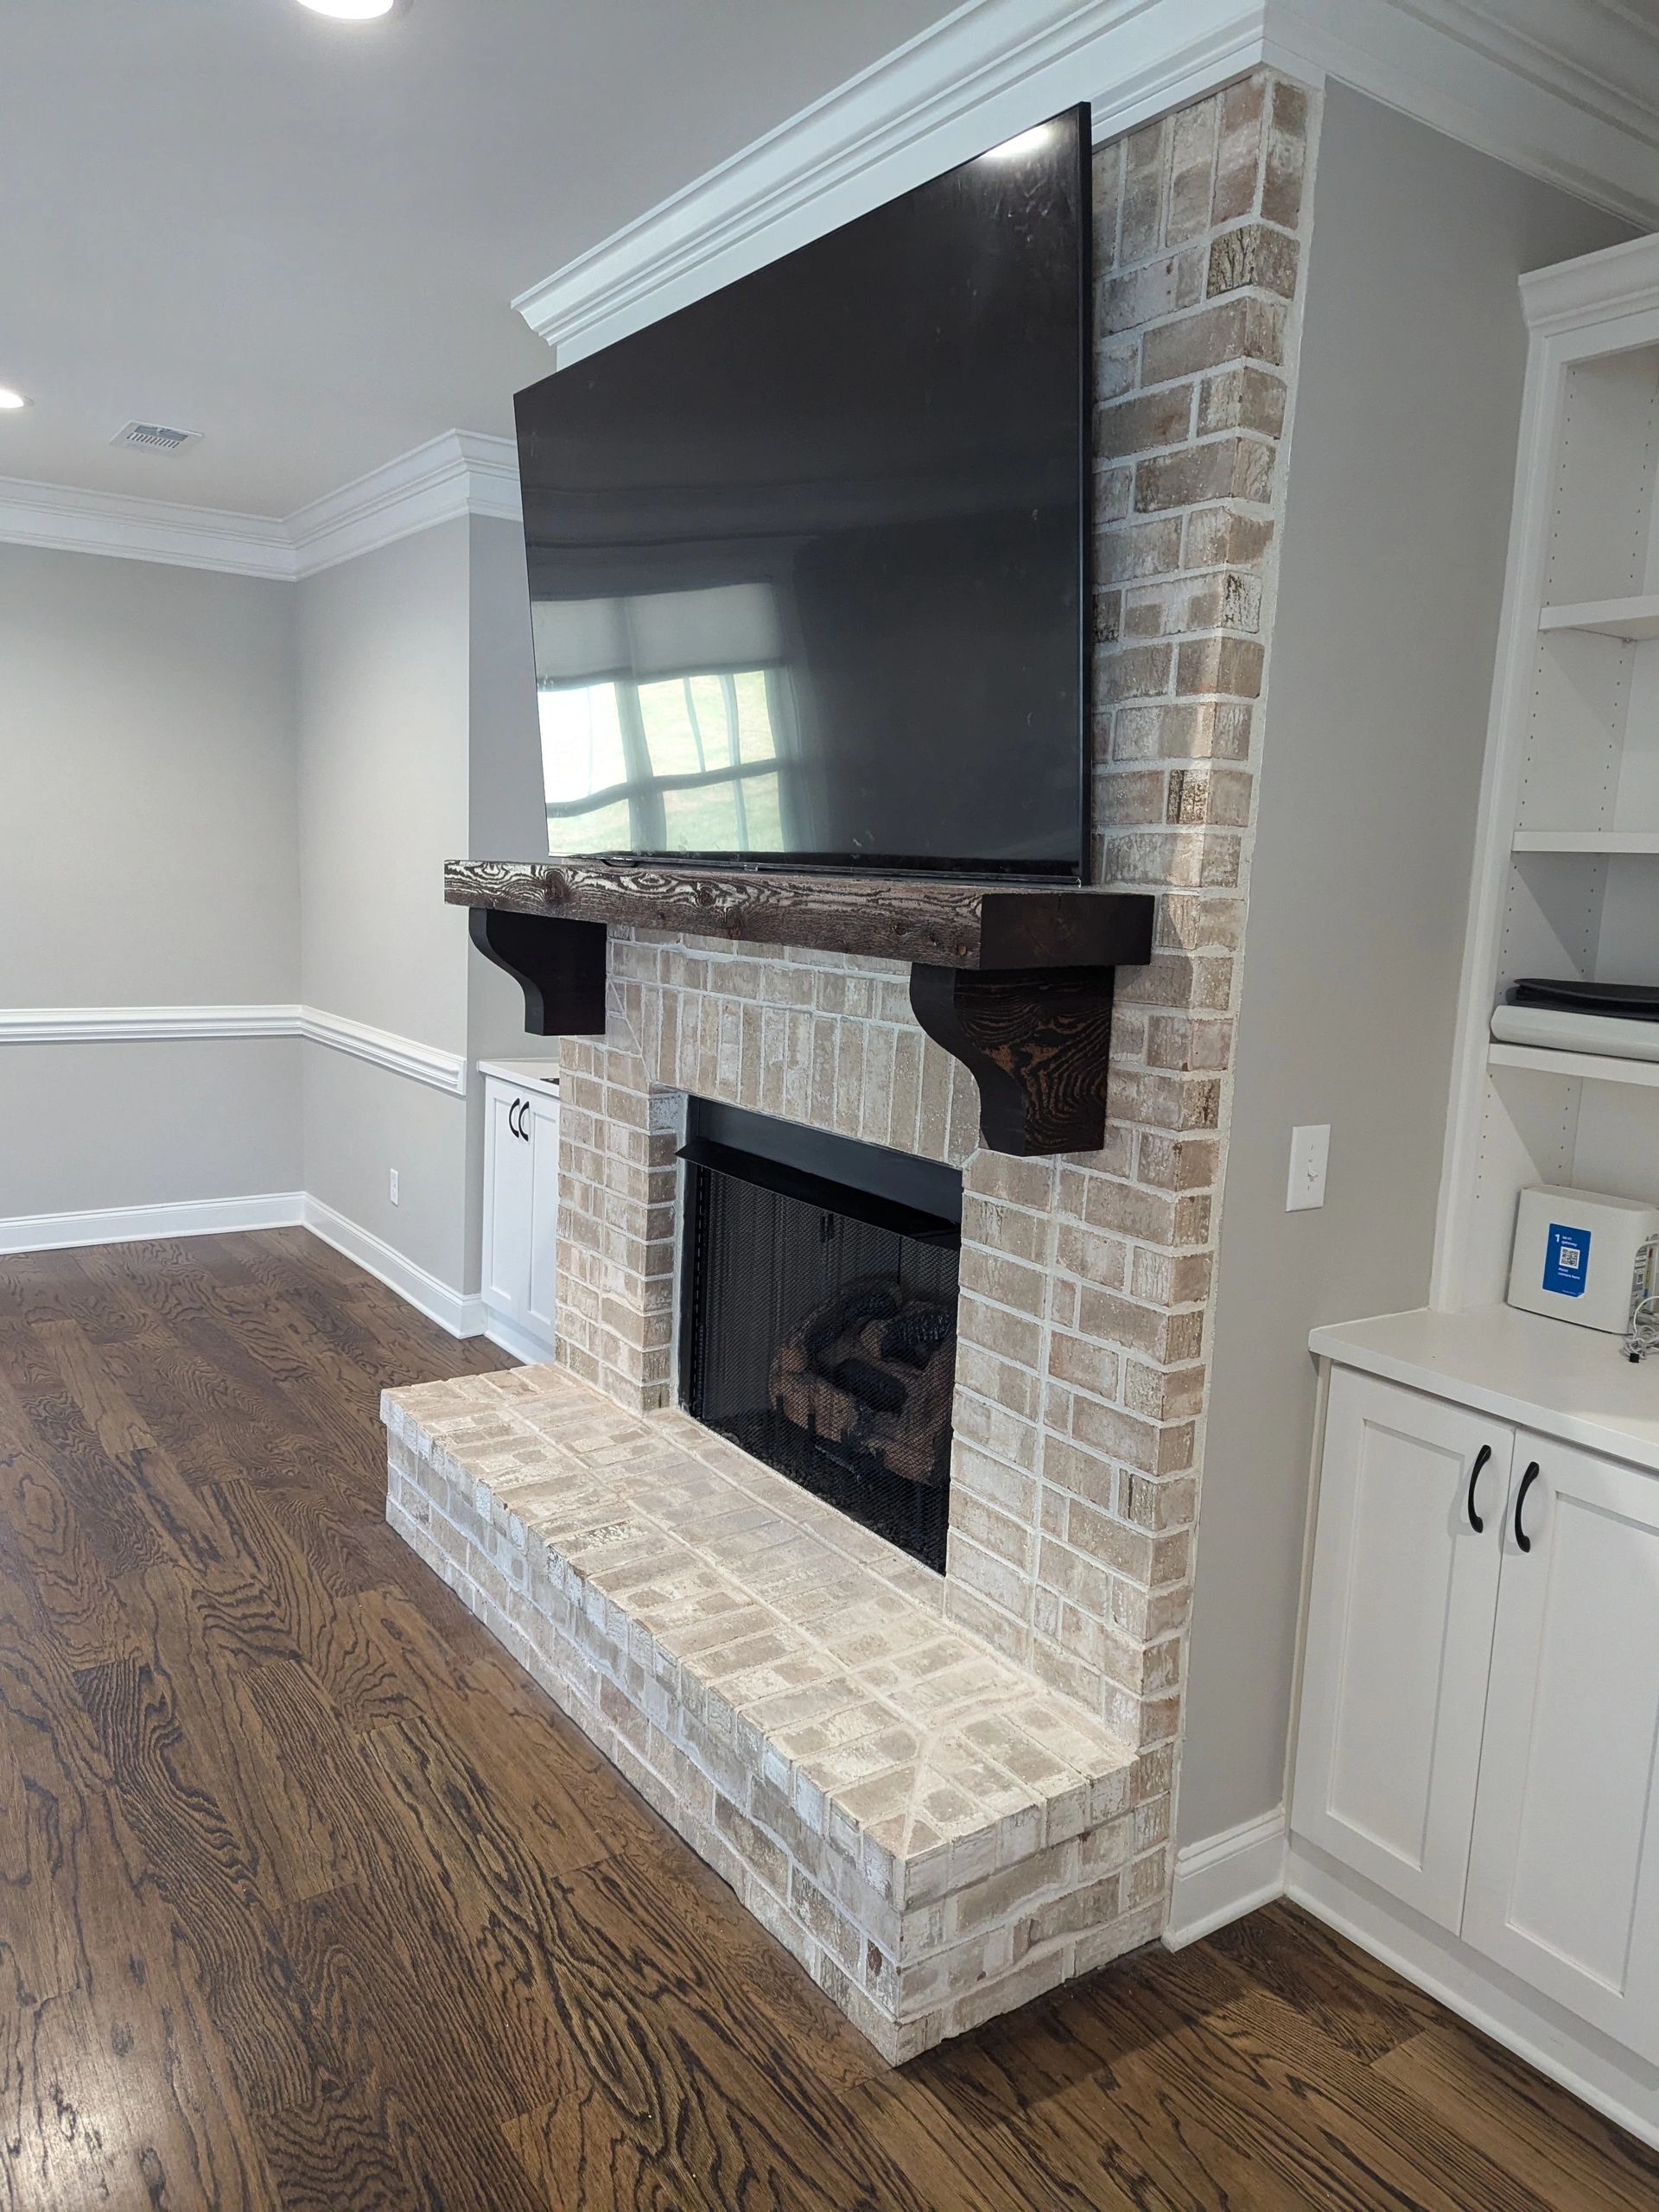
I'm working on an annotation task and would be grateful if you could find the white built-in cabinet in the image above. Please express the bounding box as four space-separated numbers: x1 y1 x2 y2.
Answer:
480 1064 560 1360
1294 1364 1659 2069
1282 236 1659 2144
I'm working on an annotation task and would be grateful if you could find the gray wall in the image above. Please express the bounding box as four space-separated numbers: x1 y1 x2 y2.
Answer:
295 520 474 1288
0 510 545 1284
466 514 551 1067
0 543 300 1220
1177 89 1635 1848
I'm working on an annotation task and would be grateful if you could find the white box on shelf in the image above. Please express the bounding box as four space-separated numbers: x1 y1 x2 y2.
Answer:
1508 1185 1659 1334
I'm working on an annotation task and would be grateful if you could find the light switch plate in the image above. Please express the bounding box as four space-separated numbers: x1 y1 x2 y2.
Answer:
1287 1123 1330 1211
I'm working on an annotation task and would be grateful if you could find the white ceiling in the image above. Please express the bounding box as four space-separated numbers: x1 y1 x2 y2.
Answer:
0 0 956 516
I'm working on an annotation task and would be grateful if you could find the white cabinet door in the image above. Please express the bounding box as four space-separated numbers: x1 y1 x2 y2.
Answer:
482 1081 532 1325
1293 1368 1513 1930
1464 1433 1659 2063
524 1091 560 1350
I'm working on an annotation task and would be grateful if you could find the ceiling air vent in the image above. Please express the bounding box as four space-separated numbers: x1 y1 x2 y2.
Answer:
111 420 202 454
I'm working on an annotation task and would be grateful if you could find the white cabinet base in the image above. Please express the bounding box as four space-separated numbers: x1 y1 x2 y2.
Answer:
480 1071 560 1363
1292 1371 1512 1932
1287 1839 1659 2156
483 1309 560 1368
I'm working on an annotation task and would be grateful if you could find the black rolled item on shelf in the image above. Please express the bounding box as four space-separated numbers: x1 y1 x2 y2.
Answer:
1510 978 1659 1022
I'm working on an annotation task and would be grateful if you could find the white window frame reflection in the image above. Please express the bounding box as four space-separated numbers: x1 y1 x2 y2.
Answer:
539 661 791 854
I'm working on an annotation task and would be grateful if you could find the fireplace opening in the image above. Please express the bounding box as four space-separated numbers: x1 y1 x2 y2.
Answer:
679 1099 961 1572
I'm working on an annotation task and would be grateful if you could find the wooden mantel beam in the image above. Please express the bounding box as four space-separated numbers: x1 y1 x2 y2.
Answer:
448 858 1155 1158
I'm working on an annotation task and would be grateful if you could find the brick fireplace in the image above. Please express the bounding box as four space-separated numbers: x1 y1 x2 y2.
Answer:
388 67 1318 2056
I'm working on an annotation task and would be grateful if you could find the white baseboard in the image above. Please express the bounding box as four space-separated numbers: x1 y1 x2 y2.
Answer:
482 1310 556 1367
0 1185 486 1344
1164 1808 1288 1949
1287 1840 1659 2154
302 1195 485 1339
0 1190 304 1256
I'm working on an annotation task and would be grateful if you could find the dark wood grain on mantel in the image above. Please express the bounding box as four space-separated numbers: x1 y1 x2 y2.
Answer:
445 858 1154 973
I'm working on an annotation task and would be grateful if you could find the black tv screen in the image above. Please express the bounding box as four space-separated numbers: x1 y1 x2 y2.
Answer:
514 105 1090 881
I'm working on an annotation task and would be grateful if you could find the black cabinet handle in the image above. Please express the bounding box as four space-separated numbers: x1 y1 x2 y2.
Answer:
507 1098 524 1141
518 1100 531 1141
1514 1460 1541 1553
1466 1444 1492 1534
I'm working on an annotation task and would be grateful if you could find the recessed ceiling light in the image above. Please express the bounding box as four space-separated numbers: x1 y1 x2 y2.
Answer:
0 386 31 411
296 0 398 17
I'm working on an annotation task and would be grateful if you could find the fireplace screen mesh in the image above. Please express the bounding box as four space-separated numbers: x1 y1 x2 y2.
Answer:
682 1149 959 1572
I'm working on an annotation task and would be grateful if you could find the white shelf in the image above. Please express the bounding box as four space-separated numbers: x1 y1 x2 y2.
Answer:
1513 830 1659 854
1539 594 1659 641
1309 1306 1659 1474
1489 1041 1659 1090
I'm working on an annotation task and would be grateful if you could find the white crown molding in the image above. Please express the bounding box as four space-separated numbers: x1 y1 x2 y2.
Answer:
0 475 294 579
513 0 1269 369
514 0 1659 371
0 429 521 581
1520 226 1659 334
1268 0 1659 227
288 429 522 579
0 1002 467 1095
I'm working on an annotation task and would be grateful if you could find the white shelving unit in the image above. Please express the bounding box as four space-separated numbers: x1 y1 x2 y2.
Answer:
1487 1040 1659 1090
1438 234 1659 1310
1537 594 1659 641
1511 828 1659 853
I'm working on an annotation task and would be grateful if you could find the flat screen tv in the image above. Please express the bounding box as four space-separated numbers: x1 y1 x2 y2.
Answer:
514 105 1090 882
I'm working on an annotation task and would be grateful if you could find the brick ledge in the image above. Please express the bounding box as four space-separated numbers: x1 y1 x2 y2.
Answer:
383 1361 1160 2060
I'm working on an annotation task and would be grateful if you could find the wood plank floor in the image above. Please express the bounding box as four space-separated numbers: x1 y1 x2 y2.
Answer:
1 1230 1655 2211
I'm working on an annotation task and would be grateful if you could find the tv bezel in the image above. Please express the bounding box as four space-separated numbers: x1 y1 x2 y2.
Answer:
517 103 1094 889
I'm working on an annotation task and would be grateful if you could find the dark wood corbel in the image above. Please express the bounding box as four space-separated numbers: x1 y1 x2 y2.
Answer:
450 860 1154 1156
467 905 607 1035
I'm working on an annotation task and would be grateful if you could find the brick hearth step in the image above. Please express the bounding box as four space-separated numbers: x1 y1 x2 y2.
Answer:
383 1363 1155 2062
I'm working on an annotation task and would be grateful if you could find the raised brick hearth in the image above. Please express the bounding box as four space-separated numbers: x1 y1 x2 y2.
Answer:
385 1362 1149 2061
389 67 1318 2056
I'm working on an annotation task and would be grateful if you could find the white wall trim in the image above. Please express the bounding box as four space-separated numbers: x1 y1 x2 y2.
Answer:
0 1190 487 1344
0 1003 303 1044
1287 1840 1659 2155
287 429 522 579
0 1002 467 1094
512 0 1659 372
0 474 295 580
1521 226 1659 334
296 1007 468 1096
0 1191 304 1257
302 1194 485 1338
483 1312 555 1368
1270 0 1659 228
0 430 521 581
512 0 1271 368
1164 1808 1288 1949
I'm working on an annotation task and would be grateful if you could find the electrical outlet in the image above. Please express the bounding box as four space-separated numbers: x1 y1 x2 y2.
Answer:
389 1168 400 1205
1286 1124 1330 1211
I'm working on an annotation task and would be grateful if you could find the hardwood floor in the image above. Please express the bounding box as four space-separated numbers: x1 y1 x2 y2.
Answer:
1 1231 1655 2211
